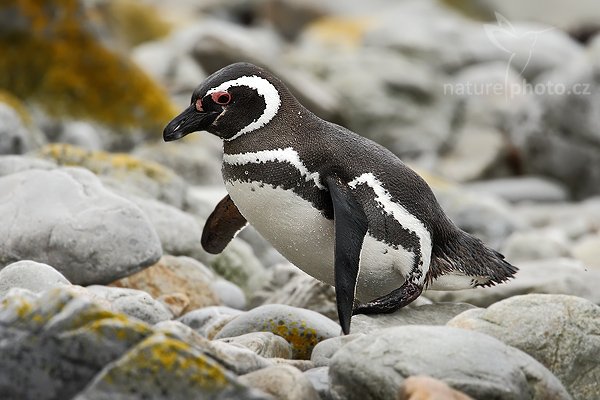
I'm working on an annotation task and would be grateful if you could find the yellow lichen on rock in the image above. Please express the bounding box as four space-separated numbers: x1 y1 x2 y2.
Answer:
0 0 177 131
265 318 320 359
110 334 229 388
0 90 32 125
38 143 174 183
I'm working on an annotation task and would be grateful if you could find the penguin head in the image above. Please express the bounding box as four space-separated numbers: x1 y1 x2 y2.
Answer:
163 62 284 142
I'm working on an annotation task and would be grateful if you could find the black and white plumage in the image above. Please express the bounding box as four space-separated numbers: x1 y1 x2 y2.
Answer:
163 62 517 334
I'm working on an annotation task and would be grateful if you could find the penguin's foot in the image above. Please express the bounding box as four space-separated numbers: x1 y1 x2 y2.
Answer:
352 281 423 315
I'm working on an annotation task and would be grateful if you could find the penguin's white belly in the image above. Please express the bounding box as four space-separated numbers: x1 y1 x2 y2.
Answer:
225 180 410 301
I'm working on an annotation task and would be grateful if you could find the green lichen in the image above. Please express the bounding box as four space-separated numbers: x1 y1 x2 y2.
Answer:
0 0 177 131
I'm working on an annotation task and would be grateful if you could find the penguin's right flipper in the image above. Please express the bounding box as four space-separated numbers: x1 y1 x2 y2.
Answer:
201 195 247 254
326 176 368 335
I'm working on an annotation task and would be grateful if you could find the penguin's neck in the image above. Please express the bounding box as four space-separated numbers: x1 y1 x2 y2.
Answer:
223 97 321 155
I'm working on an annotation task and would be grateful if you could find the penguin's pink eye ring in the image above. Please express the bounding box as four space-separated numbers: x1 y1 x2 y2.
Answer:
211 91 232 105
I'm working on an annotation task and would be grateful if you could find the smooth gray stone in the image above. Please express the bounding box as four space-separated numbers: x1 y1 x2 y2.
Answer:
466 177 568 203
310 334 365 367
128 195 204 257
449 294 600 400
0 260 70 298
215 304 341 359
0 167 162 284
178 306 243 338
303 367 333 400
329 325 571 400
86 286 173 325
239 365 319 400
218 332 293 359
350 302 476 335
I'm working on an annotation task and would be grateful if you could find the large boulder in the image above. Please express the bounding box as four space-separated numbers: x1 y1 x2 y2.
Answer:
0 168 162 284
449 294 600 400
329 325 571 400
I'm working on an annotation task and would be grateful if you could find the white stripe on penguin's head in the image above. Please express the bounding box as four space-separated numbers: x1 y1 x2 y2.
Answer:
207 75 281 141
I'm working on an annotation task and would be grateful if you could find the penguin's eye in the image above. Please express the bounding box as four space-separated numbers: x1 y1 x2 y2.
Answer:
211 91 231 105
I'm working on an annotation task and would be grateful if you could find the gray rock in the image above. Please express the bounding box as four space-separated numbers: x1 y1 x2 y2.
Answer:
0 103 39 155
449 294 600 400
239 365 319 400
350 302 476 335
206 238 269 297
501 229 572 261
110 255 222 314
482 21 582 81
512 197 600 241
483 0 600 32
134 137 222 186
86 286 173 324
208 339 275 376
303 367 333 400
465 177 569 203
58 121 105 151
524 130 600 200
154 320 274 375
128 195 204 257
425 258 600 307
360 2 498 72
310 334 365 367
525 50 600 198
178 306 244 338
0 155 56 176
260 0 327 40
573 233 600 269
219 332 293 359
436 127 506 182
329 325 571 400
292 46 455 157
259 274 338 321
215 304 341 359
0 168 162 284
432 183 523 247
448 62 542 139
74 333 271 400
0 260 71 297
238 225 288 268
0 287 153 400
211 279 247 310
184 185 227 220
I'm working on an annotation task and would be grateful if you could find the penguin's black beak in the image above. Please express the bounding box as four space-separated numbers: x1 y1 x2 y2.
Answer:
163 105 218 142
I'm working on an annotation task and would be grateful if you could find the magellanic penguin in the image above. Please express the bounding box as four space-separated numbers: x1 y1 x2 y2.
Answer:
163 62 517 334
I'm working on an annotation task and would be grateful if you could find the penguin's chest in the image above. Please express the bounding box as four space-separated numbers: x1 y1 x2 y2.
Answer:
225 179 336 284
222 153 420 301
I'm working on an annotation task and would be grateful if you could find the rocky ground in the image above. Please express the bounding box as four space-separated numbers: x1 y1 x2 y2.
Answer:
1 0 600 399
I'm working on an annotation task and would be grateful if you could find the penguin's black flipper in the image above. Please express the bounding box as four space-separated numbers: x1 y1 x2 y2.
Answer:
352 280 422 315
326 176 368 335
201 195 248 254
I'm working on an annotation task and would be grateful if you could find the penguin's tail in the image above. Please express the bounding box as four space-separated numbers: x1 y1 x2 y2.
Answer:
427 229 518 288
